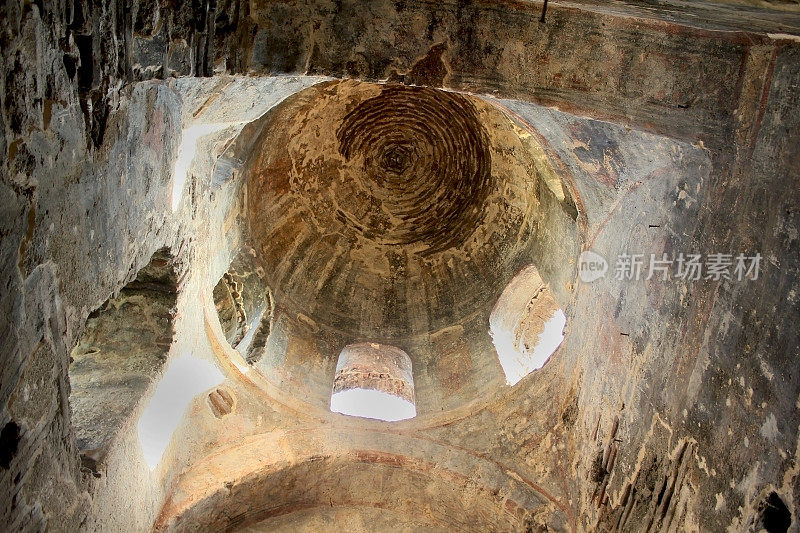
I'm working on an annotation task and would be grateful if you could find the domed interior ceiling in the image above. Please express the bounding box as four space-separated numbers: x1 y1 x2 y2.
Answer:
5 0 800 530
242 80 579 345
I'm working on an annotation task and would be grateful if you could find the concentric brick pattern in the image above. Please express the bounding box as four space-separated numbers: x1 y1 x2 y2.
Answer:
335 85 492 255
246 80 565 341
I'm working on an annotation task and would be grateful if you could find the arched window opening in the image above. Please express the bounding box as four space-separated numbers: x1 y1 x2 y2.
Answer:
212 248 273 365
68 248 178 472
330 343 416 422
490 265 567 386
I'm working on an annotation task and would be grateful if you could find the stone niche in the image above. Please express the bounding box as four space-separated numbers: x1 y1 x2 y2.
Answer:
212 246 273 365
68 248 179 472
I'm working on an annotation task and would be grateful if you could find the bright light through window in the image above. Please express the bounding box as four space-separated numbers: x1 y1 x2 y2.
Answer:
330 388 416 422
496 308 566 386
330 343 416 422
171 123 239 212
490 265 567 386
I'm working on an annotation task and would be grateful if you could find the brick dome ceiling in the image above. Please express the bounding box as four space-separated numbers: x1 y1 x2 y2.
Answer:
243 80 579 342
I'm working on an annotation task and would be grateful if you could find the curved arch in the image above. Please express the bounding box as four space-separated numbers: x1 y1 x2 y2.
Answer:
238 505 441 532
154 428 559 532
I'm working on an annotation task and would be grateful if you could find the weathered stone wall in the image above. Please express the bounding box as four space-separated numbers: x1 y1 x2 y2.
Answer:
501 44 800 528
11 0 800 151
2 3 181 529
2 0 799 531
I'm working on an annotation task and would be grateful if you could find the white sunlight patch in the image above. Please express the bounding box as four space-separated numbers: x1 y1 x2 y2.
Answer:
330 388 416 422
499 308 566 386
137 353 224 470
171 123 237 212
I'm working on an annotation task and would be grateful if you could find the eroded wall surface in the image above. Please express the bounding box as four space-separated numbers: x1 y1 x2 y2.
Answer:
1 1 799 531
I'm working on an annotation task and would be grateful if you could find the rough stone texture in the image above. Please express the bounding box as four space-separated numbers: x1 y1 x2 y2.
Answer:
69 248 178 466
212 275 239 345
73 0 800 147
212 246 272 358
1 1 799 532
2 3 180 527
